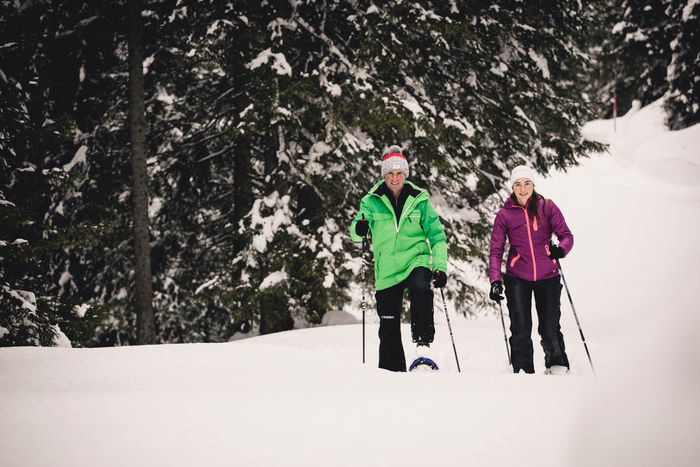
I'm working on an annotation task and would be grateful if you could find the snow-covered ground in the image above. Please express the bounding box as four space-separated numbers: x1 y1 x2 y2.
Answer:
1 99 699 466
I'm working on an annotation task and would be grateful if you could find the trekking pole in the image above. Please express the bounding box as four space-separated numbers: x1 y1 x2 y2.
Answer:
360 215 367 364
556 259 596 375
497 299 511 365
439 289 461 373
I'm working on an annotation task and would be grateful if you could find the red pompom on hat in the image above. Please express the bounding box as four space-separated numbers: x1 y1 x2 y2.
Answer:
381 145 409 178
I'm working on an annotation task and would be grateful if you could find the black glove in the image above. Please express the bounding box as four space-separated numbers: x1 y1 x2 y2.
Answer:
432 270 447 288
548 244 565 260
355 218 369 237
489 280 504 302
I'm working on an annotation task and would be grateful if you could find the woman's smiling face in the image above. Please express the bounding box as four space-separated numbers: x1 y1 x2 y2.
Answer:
512 177 534 206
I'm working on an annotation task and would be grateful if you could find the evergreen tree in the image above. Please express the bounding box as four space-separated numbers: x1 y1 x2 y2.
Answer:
590 0 698 128
664 0 700 129
2 0 605 345
0 1 111 346
138 0 602 340
605 0 672 116
127 0 155 344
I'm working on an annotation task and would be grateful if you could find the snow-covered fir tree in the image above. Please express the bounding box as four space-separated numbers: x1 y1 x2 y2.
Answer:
0 1 111 346
133 0 604 342
3 0 607 345
664 0 699 129
590 0 699 127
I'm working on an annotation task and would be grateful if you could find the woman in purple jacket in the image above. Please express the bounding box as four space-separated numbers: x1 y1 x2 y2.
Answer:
488 165 573 374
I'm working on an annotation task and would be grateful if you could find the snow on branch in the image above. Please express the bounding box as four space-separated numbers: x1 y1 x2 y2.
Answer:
247 48 292 76
260 270 288 290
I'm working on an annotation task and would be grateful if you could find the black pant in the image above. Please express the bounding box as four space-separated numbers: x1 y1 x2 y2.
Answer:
504 274 569 373
375 267 435 372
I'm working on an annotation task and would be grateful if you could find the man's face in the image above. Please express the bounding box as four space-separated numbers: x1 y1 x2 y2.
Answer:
385 171 405 193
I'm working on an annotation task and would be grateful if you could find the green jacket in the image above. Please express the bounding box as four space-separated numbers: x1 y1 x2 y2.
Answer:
350 180 447 291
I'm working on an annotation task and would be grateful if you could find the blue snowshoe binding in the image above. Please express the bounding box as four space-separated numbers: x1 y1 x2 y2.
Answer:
409 357 439 372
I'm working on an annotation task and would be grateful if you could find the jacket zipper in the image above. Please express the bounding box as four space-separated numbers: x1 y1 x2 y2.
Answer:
372 187 424 233
397 196 419 233
518 200 537 281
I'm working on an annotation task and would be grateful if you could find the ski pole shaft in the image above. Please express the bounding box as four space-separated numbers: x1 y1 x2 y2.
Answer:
556 259 595 375
361 238 366 364
440 288 461 373
497 299 511 365
360 215 367 364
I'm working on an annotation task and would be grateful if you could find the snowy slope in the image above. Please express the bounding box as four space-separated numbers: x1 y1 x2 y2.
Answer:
1 100 699 467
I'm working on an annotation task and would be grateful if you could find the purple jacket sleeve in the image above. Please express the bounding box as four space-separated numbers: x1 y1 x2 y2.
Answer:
547 201 573 256
489 210 507 283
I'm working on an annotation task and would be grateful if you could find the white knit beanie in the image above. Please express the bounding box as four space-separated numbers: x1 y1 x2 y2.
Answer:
509 165 537 187
381 145 409 178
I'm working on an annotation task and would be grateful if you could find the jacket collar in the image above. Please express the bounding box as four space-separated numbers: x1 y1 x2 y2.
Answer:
504 197 519 209
504 196 536 209
370 180 424 199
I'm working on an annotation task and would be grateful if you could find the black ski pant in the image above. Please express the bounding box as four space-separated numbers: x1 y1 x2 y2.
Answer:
504 274 569 374
375 266 435 372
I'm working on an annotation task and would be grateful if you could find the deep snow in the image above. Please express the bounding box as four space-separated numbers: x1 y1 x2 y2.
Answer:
1 99 699 467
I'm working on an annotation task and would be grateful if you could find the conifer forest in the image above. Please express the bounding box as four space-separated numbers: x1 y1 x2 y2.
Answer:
1 0 698 347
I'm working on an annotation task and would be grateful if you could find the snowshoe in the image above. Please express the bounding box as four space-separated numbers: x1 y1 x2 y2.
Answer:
409 343 439 372
409 357 439 372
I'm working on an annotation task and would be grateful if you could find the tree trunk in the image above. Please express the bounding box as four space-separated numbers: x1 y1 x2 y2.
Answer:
233 135 253 223
127 0 154 345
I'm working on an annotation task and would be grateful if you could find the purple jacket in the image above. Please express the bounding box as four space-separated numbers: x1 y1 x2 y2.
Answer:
489 196 573 283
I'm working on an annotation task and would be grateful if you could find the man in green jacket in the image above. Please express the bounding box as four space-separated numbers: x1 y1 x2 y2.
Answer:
350 145 448 372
